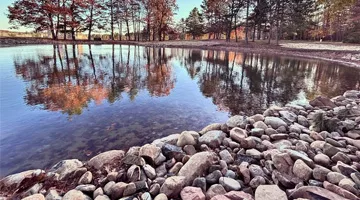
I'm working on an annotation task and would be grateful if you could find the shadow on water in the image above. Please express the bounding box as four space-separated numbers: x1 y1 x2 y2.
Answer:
0 44 359 176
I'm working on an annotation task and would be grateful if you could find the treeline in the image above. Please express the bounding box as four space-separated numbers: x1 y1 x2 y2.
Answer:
7 0 177 41
7 0 360 43
183 0 360 43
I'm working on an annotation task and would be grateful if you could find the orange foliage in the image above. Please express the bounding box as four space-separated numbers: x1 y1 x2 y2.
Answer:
43 82 108 115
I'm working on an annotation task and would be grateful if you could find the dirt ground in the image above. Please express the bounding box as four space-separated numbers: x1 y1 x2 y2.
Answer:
1 38 360 67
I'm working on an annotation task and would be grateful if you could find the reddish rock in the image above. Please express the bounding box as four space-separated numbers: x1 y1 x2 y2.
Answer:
180 186 205 200
323 181 360 200
290 186 349 200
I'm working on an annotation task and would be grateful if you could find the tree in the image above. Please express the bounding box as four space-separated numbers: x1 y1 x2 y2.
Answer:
82 0 105 40
7 0 60 40
185 7 204 39
176 18 186 39
201 0 228 39
244 0 251 44
152 0 177 41
249 0 268 41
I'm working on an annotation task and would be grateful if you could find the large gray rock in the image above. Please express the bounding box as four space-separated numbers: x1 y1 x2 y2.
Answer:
279 110 297 123
327 172 346 184
180 186 205 200
154 193 168 200
226 115 247 128
206 184 226 200
249 114 265 122
178 152 215 185
75 184 96 192
152 134 180 148
309 96 336 108
293 159 312 181
282 149 314 167
160 176 186 198
46 189 62 200
323 181 359 200
78 171 92 184
122 154 146 166
229 128 248 143
219 150 234 164
94 195 110 200
50 159 83 180
323 143 340 157
198 131 226 148
139 144 161 165
249 176 266 188
63 189 91 200
22 194 45 200
272 153 293 173
264 117 287 129
143 164 156 179
290 186 349 200
199 123 222 135
88 150 124 170
212 191 254 200
177 131 197 147
219 177 241 191
255 185 287 200
314 153 330 167
313 165 331 181
343 90 360 99
0 169 45 190
253 121 268 130
339 178 359 196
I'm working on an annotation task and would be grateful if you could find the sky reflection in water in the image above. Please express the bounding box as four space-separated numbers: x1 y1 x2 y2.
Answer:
0 44 359 176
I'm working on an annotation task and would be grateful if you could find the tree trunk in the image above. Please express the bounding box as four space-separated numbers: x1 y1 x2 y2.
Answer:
252 25 256 42
63 0 66 40
275 0 280 46
147 16 151 41
245 0 250 44
110 0 114 40
131 9 135 41
119 20 122 41
138 11 141 41
71 28 75 41
126 20 130 40
48 14 57 40
158 22 162 41
268 23 272 44
235 14 238 42
88 6 93 40
257 24 261 40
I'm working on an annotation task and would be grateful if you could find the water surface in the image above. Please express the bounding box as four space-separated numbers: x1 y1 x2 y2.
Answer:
0 44 359 176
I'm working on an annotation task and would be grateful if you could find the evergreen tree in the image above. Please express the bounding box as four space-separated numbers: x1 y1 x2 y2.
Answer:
185 7 204 39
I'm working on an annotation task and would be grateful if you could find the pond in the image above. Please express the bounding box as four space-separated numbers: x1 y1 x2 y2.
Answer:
0 44 359 177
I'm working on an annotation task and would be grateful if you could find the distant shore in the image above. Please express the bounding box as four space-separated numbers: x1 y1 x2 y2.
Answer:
1 37 360 67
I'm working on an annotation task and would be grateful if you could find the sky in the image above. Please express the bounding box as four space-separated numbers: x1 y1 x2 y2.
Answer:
0 0 202 31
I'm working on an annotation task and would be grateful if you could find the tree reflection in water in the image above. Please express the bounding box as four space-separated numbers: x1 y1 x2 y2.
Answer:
14 45 360 116
3 45 359 177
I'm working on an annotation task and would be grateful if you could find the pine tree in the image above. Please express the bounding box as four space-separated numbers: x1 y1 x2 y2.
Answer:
185 7 204 39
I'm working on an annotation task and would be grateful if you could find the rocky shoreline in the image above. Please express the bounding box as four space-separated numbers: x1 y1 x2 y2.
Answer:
1 90 360 200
